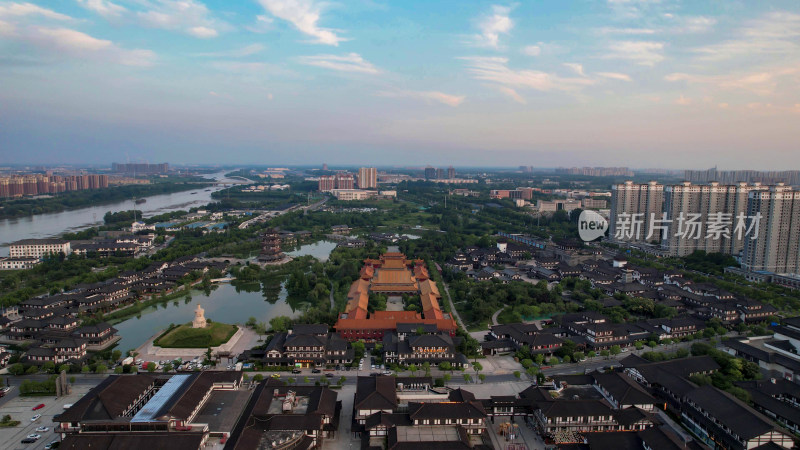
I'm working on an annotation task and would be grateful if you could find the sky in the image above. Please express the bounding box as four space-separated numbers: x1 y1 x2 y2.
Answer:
1 0 799 169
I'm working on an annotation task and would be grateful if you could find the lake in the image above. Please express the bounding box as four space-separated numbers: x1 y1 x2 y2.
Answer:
113 240 339 352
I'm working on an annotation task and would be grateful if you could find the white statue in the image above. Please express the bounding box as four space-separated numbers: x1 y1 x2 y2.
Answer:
192 304 207 328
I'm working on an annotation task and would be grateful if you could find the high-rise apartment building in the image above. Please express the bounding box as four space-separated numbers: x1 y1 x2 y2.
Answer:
609 181 664 243
424 167 437 179
318 175 336 192
742 184 800 274
357 167 377 189
447 166 456 179
660 182 766 257
334 173 354 190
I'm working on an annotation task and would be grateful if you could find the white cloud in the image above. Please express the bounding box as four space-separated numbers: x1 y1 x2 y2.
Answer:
672 16 716 34
75 0 126 19
472 4 513 49
693 12 800 61
495 85 526 104
188 26 217 38
597 72 632 81
604 41 665 66
136 0 223 39
246 14 273 33
459 56 596 93
0 2 72 21
297 53 379 74
563 63 585 76
674 94 692 106
521 45 540 56
598 27 656 35
257 0 344 45
196 44 266 58
19 26 155 66
378 90 465 107
665 67 800 96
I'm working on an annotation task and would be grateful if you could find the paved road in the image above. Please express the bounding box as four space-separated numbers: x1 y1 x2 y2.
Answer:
491 306 505 326
438 280 466 331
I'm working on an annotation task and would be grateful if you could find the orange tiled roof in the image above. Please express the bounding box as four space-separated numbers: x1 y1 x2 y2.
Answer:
418 279 440 297
334 317 457 331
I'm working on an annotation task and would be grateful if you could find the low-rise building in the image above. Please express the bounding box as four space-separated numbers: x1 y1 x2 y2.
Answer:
9 239 71 258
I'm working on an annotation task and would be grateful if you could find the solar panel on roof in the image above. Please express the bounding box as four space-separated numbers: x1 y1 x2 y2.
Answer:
131 375 193 422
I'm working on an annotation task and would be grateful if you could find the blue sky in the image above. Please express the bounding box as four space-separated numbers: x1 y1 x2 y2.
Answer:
1 0 799 168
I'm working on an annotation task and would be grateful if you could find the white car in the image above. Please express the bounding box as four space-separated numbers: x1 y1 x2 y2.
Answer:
35 426 49 432
30 414 41 422
26 434 41 440
45 442 58 449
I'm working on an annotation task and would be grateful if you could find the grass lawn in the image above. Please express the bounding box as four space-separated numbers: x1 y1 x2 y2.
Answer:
154 322 238 348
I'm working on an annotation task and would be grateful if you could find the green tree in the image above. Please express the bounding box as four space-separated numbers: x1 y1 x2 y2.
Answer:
473 361 483 380
463 373 472 383
58 364 70 374
163 363 173 373
114 366 124 374
246 316 258 328
520 359 533 369
253 374 264 382
269 315 292 332
95 364 108 374
81 365 91 374
443 373 451 385
478 373 486 384
41 361 56 374
610 345 621 356
254 322 267 341
288 377 296 385
513 371 521 379
304 376 310 384
111 350 122 362
422 362 431 376
7 364 24 376
408 364 418 377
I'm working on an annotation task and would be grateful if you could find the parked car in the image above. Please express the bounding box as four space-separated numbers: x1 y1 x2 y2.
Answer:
35 426 49 432
291 369 301 374
270 373 280 379
31 414 41 422
32 404 45 411
45 441 58 449
311 368 321 374
325 373 334 378
26 434 41 440
21 438 36 444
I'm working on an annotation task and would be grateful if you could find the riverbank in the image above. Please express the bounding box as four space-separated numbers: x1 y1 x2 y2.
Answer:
0 179 210 221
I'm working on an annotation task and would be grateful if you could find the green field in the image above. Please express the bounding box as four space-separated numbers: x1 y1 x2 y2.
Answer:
154 322 238 348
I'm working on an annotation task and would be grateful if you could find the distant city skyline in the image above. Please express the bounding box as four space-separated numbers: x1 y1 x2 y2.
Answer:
1 1 799 168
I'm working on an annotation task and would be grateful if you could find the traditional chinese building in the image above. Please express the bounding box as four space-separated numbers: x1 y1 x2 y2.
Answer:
335 253 458 341
257 228 284 262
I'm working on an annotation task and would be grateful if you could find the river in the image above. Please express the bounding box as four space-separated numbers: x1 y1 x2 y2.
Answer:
0 171 237 255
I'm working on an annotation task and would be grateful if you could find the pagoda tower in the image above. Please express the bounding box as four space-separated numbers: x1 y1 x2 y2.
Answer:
258 228 284 262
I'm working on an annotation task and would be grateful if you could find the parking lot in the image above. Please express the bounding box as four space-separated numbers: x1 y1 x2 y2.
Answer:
0 385 92 450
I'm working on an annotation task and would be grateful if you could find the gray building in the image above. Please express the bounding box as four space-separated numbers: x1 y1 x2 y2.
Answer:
742 184 800 274
609 181 663 243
